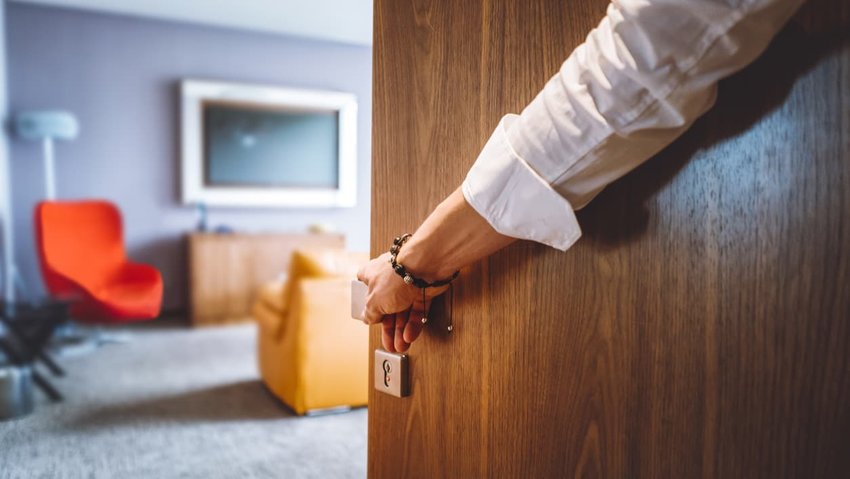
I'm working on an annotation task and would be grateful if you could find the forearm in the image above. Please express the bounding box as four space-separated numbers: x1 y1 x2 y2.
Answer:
396 187 516 281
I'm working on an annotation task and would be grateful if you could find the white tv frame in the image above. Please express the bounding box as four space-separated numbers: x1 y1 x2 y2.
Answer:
180 79 357 208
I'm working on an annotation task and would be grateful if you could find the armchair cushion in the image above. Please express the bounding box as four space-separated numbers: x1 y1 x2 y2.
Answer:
269 249 367 338
253 281 284 334
255 248 369 341
288 248 366 282
257 280 287 315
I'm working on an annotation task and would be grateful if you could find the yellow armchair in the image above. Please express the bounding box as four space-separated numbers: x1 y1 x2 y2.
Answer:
253 249 369 415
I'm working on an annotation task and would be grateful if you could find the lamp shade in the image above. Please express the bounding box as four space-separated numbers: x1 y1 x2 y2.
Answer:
14 111 79 141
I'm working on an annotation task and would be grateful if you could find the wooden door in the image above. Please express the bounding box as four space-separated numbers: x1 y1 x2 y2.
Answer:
369 1 850 477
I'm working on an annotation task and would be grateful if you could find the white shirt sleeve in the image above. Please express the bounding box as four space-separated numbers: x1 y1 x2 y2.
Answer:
462 0 804 251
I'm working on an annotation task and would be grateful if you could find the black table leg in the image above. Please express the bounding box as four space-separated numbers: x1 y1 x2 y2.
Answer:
1 311 67 377
0 339 63 402
32 369 63 402
36 350 65 377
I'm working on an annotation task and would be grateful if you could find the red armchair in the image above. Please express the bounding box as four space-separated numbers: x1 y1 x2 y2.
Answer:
34 200 163 323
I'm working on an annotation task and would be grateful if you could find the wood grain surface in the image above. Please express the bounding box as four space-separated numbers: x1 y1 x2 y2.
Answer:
369 0 850 477
187 232 343 326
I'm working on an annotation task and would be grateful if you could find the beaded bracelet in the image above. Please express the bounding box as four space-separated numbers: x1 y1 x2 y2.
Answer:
388 234 459 331
388 234 459 288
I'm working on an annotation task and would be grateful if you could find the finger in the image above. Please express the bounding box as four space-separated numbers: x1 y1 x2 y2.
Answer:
382 315 395 352
363 300 383 325
381 314 395 353
356 264 368 284
403 308 426 344
394 312 411 353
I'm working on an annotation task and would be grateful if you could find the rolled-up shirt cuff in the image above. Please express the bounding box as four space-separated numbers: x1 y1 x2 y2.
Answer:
461 115 582 251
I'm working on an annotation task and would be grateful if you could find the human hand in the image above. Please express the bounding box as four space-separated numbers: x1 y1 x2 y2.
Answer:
356 252 447 353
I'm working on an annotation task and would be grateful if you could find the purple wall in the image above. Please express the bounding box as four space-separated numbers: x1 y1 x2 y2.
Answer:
6 4 372 311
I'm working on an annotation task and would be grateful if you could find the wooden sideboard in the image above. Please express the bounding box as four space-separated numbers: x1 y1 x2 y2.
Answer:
187 232 345 326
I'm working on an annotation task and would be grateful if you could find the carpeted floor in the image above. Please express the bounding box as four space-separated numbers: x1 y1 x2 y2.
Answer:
0 320 367 479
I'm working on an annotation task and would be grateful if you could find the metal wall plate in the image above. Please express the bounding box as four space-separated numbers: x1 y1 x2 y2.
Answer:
374 349 409 397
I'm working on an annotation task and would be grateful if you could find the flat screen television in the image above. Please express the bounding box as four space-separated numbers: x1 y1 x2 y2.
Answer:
180 80 357 208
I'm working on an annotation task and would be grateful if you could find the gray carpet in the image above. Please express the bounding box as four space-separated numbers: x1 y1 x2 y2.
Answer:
0 320 367 479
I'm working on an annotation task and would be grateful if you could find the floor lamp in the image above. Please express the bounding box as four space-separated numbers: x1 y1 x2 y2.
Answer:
6 111 78 305
14 111 79 201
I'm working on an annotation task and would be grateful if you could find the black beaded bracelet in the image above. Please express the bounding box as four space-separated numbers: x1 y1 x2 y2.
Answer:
388 234 459 288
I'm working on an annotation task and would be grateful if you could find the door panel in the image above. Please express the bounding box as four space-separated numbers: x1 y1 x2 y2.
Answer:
369 1 850 477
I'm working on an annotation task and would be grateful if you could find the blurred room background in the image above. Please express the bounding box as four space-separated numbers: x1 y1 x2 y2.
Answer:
0 1 373 477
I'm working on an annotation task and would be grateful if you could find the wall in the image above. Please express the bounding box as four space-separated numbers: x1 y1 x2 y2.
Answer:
6 4 372 311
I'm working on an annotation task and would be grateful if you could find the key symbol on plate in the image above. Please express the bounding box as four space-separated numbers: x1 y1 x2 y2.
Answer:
383 359 392 387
